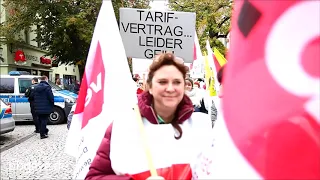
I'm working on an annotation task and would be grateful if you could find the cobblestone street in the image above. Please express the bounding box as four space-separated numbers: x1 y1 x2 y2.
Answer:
0 123 76 179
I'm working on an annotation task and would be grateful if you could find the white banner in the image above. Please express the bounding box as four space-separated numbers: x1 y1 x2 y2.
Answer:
119 8 196 62
64 1 137 179
191 58 204 78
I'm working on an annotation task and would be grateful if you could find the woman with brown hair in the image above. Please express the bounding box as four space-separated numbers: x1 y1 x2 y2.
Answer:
85 53 212 180
185 78 207 113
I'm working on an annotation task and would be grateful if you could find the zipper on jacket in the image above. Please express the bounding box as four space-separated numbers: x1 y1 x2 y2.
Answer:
150 108 159 124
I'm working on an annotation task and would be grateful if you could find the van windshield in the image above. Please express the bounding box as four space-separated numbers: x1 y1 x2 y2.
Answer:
47 80 63 91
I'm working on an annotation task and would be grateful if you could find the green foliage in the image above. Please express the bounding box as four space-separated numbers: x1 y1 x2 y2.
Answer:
169 0 232 56
0 0 150 75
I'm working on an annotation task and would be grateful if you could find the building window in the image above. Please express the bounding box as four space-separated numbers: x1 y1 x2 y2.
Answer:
73 68 75 72
0 46 4 62
25 29 30 44
37 25 41 47
55 74 60 80
65 67 67 71
0 78 15 93
32 70 38 75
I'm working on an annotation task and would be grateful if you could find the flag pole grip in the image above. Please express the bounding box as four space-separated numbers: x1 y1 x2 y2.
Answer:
133 104 159 177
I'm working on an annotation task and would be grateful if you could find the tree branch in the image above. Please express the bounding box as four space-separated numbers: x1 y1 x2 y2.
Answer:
208 31 218 39
217 34 228 38
218 16 230 28
208 32 228 39
173 1 184 9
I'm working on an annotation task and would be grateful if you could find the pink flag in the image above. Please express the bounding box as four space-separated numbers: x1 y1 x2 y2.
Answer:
224 1 320 179
190 33 203 77
76 42 105 129
64 1 137 179
189 44 196 70
194 1 320 179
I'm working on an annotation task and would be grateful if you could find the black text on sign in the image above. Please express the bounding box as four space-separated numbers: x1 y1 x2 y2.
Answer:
119 8 196 62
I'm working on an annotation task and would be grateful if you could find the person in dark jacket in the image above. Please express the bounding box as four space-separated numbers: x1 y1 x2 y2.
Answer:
25 77 40 133
30 76 54 139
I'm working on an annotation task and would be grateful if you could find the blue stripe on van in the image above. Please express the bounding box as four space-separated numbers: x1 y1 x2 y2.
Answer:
54 96 65 102
0 95 16 103
0 95 65 103
57 90 78 99
16 97 29 102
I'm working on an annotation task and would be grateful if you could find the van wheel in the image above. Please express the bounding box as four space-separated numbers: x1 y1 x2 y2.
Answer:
48 107 65 125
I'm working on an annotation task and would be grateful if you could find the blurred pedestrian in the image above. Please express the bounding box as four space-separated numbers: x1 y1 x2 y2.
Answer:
30 76 53 139
25 77 40 133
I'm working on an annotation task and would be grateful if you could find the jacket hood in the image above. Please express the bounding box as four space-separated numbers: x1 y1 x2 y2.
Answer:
138 91 194 124
35 81 51 92
185 88 197 97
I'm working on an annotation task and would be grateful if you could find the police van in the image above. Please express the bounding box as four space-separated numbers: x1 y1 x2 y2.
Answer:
0 71 78 125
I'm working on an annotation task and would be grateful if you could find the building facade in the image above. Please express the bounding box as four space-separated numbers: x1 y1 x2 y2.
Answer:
0 1 80 84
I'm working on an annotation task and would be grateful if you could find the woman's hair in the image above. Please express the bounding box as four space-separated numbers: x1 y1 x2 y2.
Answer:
147 53 187 86
147 52 187 139
185 78 193 88
217 65 226 84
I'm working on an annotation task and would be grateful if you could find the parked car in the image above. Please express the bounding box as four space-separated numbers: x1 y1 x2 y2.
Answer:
0 71 78 125
0 99 15 135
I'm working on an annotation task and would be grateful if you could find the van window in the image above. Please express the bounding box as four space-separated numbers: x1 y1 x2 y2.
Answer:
18 78 32 93
0 78 14 93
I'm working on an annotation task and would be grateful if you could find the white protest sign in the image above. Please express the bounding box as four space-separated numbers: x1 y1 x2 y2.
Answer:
191 57 205 78
119 8 196 63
